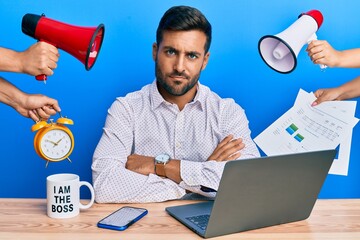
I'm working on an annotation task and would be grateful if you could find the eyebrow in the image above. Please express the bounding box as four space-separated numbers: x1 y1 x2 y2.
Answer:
163 46 202 57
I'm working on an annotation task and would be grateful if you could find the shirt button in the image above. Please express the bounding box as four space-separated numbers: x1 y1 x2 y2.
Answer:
176 142 181 148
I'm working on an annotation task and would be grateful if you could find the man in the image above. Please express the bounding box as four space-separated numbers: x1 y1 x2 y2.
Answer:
307 40 360 106
0 42 61 121
92 6 260 203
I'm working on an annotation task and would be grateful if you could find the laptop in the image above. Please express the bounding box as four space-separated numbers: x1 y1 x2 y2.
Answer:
166 149 336 238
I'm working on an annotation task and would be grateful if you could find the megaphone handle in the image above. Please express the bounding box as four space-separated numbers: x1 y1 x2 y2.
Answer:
36 74 47 81
35 39 52 83
307 33 327 71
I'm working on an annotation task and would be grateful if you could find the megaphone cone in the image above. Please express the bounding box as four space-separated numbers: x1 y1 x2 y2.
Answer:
258 10 323 74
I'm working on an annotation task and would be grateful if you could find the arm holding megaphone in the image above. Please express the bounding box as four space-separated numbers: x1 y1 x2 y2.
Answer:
18 42 59 78
307 40 360 68
0 43 59 77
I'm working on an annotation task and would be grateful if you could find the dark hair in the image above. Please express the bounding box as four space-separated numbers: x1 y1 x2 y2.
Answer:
156 6 212 53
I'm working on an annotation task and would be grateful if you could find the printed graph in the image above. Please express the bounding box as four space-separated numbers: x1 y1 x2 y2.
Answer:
286 123 298 135
285 123 305 142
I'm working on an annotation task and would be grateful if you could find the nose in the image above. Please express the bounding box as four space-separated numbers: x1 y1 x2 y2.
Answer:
173 55 185 73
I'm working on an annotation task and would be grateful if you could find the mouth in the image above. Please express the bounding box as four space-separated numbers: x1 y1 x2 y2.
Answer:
169 75 187 81
169 72 189 81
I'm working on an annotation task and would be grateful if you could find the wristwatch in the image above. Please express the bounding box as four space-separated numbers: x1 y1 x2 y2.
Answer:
155 154 170 177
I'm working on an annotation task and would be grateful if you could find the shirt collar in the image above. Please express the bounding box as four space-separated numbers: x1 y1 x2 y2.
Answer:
150 79 205 111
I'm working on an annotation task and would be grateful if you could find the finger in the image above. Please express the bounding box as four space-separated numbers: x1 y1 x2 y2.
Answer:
36 107 50 120
313 89 324 98
308 50 327 64
225 142 244 159
216 139 244 161
308 45 324 57
47 60 58 70
312 97 325 106
44 67 54 76
311 90 323 106
307 40 322 51
228 152 241 161
37 65 54 76
306 41 316 51
314 57 326 65
214 137 239 158
42 105 57 116
312 40 327 47
49 46 60 57
39 48 58 75
219 135 234 146
45 98 61 112
40 41 59 56
217 146 243 161
208 135 238 161
213 135 234 153
311 100 319 107
313 91 330 106
28 110 40 122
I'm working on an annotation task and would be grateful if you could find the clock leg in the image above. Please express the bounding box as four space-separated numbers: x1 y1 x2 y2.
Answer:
45 161 49 168
67 157 72 163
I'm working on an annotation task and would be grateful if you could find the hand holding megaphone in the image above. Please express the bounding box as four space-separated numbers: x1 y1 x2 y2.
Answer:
306 38 345 71
306 35 327 70
20 41 59 81
22 14 105 82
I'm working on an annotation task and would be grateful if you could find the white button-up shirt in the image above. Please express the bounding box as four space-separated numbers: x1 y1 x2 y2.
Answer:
92 81 260 203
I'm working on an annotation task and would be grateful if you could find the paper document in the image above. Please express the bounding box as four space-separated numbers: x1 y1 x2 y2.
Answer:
254 89 359 176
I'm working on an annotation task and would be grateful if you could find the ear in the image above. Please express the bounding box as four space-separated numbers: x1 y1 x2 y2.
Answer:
201 52 210 70
152 43 158 61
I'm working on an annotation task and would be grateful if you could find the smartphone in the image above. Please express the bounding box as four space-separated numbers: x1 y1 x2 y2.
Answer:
97 206 148 231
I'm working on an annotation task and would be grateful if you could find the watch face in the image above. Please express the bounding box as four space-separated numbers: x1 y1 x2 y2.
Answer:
155 154 170 163
40 129 72 160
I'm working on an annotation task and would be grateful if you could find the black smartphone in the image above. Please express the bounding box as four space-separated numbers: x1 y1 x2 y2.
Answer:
97 206 148 231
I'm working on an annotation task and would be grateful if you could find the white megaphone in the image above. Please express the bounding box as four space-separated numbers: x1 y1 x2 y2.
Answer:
258 10 325 74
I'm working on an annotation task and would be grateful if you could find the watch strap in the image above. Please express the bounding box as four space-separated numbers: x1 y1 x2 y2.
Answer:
155 162 166 177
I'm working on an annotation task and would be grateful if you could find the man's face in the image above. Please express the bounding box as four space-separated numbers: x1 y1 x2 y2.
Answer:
152 30 210 96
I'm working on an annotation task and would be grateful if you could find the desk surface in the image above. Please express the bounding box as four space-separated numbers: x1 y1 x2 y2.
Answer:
0 198 360 240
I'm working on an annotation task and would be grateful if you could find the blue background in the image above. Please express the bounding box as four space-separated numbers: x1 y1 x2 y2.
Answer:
0 1 359 199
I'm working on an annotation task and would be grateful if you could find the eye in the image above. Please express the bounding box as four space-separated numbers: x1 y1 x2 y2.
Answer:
187 53 198 60
166 49 176 56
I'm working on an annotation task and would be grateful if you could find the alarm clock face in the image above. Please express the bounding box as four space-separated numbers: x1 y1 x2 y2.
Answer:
40 129 73 160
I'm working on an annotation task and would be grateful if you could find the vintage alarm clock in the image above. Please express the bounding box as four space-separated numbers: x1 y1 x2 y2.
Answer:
31 113 74 167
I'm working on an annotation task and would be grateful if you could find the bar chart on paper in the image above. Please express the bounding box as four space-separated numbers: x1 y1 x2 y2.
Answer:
285 123 304 142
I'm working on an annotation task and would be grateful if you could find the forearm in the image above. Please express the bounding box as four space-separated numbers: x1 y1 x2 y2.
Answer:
161 158 225 197
171 100 261 193
92 156 185 203
0 77 25 108
164 159 181 183
0 47 23 73
337 76 360 100
336 48 360 68
179 160 226 190
92 124 186 203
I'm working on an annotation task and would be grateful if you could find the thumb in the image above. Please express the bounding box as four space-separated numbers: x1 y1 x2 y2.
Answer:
311 96 327 107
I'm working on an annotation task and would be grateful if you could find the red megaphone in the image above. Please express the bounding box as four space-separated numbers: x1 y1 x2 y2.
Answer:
22 13 105 81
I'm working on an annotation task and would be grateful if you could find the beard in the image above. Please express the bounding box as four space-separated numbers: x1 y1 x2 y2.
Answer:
155 61 201 96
